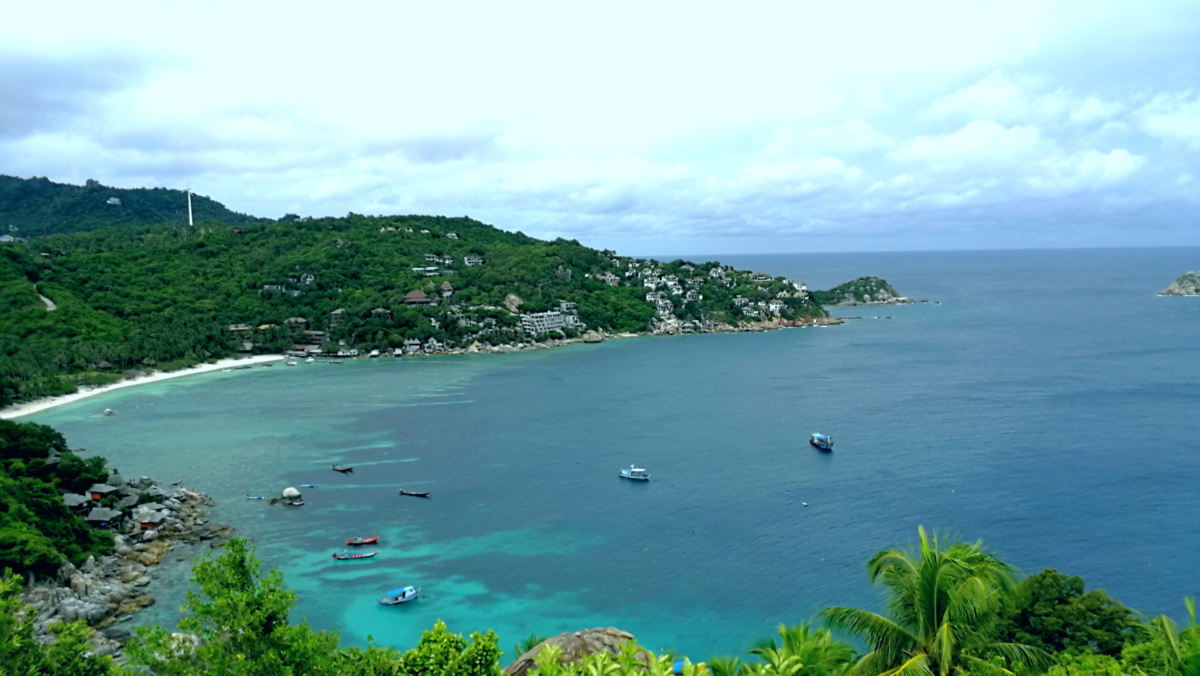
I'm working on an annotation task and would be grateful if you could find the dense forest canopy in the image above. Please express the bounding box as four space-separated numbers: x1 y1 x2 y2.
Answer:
0 178 846 407
0 175 266 238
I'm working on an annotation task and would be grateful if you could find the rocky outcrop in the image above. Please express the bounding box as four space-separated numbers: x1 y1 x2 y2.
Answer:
1159 271 1200 296
812 276 914 306
582 330 604 343
19 480 232 659
503 628 648 676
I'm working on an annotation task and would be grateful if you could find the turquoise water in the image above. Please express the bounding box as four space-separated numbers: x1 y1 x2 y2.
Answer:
28 248 1200 660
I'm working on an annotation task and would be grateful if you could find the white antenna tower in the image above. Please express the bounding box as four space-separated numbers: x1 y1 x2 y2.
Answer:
187 187 194 226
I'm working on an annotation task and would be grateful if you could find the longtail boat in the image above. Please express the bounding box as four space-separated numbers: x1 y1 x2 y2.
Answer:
332 551 378 560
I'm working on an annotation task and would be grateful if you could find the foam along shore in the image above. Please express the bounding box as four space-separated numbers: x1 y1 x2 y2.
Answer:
0 354 285 420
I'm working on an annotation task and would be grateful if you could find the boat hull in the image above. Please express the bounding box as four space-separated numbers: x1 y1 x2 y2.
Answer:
809 439 833 451
332 551 379 560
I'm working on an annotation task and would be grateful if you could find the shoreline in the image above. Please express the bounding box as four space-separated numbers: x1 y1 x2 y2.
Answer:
0 354 285 420
2 314 859 420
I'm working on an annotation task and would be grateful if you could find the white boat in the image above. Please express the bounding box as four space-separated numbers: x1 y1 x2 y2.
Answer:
286 360 298 366
305 357 315 363
378 585 421 605
619 465 650 481
810 433 833 451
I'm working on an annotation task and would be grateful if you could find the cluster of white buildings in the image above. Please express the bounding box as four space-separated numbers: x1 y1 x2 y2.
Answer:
519 300 585 335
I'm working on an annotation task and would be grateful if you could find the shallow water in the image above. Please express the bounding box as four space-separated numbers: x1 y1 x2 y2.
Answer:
30 247 1200 659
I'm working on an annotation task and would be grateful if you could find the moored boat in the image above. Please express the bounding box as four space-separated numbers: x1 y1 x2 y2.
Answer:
619 465 650 481
332 464 354 473
810 433 833 451
346 535 379 546
378 585 421 605
332 551 378 560
399 490 430 498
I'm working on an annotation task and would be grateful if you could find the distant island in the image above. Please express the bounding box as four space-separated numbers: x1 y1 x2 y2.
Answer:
0 175 910 408
1158 271 1200 296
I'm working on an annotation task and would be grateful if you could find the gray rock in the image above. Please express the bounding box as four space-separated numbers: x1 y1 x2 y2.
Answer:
1159 271 1200 296
503 628 647 676
82 556 97 574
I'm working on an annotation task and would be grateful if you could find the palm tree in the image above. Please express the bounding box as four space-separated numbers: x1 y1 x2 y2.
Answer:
748 623 857 676
1148 597 1200 676
821 526 1048 676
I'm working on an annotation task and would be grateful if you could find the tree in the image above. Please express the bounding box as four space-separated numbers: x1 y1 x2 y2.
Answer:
125 538 341 675
995 568 1146 657
1139 597 1200 676
0 572 125 675
748 623 856 676
821 526 1048 676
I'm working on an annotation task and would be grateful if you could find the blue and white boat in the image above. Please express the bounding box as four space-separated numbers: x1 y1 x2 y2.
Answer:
619 465 650 481
378 585 421 605
810 433 833 451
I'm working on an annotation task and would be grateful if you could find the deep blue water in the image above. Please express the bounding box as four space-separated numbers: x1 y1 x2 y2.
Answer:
27 247 1200 660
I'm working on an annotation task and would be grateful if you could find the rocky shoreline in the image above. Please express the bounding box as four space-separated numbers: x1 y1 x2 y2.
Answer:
19 476 234 660
390 315 847 358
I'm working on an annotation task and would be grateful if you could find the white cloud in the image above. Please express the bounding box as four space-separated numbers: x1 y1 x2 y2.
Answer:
1138 91 1200 150
1027 149 1145 194
890 121 1043 167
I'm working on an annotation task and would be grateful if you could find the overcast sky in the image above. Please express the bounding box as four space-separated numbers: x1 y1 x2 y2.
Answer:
2 2 1198 254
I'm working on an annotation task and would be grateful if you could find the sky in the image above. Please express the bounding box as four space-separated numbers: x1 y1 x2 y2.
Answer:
2 1 1199 255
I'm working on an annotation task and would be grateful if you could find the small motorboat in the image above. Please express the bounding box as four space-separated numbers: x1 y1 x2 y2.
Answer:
332 551 379 560
332 464 354 473
378 585 421 605
262 363 273 367
619 465 650 481
810 433 833 451
399 490 430 498
286 360 298 366
246 494 264 500
103 408 115 416
299 483 317 488
305 357 315 363
346 535 379 546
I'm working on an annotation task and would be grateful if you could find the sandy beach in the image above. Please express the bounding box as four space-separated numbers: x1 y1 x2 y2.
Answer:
0 354 285 420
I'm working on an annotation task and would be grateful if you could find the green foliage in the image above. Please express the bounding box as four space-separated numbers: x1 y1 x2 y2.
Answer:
126 538 342 675
996 568 1146 657
747 623 856 676
808 277 901 306
1045 651 1123 676
528 641 694 676
0 421 113 577
821 525 1050 676
0 572 125 675
0 174 265 237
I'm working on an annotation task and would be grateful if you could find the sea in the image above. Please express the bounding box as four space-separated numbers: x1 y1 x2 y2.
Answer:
25 247 1200 660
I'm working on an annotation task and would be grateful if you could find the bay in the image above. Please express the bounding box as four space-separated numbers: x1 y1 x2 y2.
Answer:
28 247 1200 660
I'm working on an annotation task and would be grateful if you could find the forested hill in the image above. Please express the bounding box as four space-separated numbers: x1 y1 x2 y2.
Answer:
0 213 833 406
0 175 267 237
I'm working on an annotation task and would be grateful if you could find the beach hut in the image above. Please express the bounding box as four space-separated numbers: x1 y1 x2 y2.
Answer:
88 483 118 501
62 493 92 514
84 507 124 529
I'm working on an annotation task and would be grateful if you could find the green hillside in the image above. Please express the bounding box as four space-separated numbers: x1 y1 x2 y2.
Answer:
0 175 266 237
0 212 834 406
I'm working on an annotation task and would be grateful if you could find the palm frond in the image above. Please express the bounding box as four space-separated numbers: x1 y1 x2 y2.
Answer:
983 641 1053 671
822 607 918 667
879 653 933 676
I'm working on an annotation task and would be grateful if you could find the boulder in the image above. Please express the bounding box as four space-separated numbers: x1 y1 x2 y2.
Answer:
281 487 302 499
503 628 647 676
582 330 604 344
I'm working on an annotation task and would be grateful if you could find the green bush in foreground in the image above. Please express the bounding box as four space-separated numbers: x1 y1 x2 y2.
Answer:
4 528 1200 675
